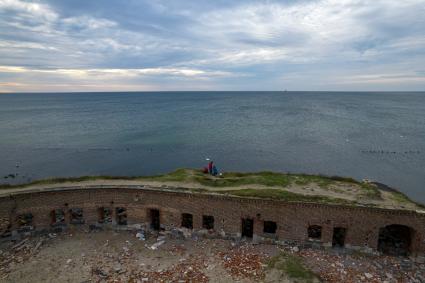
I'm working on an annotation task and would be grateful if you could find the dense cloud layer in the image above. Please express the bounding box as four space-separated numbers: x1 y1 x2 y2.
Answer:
0 0 424 92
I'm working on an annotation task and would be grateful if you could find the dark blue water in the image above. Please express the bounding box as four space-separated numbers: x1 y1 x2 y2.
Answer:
0 92 424 203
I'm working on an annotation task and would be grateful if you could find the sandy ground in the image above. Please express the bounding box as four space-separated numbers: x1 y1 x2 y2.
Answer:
0 178 422 211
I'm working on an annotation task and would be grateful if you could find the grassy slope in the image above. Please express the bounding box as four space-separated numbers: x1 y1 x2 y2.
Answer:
1 168 421 208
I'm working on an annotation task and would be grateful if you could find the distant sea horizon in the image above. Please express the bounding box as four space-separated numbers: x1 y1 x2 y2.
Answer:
2 90 425 94
0 91 424 204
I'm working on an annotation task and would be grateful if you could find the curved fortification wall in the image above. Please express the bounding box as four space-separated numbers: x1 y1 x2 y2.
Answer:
0 186 424 256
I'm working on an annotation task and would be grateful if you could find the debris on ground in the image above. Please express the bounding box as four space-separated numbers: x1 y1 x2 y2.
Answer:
149 240 165 250
217 243 268 281
0 227 424 282
297 248 425 283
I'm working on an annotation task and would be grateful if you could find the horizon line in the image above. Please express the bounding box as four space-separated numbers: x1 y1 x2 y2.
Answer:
1 90 425 94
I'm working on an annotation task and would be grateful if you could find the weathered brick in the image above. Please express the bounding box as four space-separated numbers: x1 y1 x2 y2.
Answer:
0 186 424 254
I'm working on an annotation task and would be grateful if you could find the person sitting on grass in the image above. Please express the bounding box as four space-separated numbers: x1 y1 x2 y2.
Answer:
208 160 213 174
212 165 218 176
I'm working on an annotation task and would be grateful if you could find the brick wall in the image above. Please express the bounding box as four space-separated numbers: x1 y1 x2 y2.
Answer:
1 186 424 255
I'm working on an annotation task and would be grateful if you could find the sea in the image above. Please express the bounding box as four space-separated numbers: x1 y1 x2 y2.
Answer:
0 91 424 204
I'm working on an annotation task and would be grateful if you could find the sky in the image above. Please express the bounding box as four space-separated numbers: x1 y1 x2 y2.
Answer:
0 0 424 92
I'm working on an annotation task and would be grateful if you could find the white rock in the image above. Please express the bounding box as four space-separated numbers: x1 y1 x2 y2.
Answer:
136 232 145 241
364 273 373 279
150 240 165 250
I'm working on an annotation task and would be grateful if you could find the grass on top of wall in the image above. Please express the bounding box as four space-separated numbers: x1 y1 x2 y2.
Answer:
2 168 420 208
217 188 356 205
0 168 369 189
0 175 139 189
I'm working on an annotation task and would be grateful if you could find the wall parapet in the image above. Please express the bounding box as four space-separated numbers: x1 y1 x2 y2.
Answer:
1 185 424 217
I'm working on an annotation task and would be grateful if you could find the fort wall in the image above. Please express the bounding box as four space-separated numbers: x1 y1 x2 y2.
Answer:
1 186 424 255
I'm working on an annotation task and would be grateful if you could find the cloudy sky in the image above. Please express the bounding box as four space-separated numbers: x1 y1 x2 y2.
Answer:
0 0 424 92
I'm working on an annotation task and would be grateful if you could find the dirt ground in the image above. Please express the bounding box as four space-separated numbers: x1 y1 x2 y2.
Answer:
0 228 424 283
0 228 297 283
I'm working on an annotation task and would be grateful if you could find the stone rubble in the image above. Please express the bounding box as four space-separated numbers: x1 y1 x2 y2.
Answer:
0 235 50 279
0 226 424 282
295 247 425 283
217 243 267 281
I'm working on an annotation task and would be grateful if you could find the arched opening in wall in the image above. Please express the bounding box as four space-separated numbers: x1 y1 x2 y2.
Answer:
98 207 112 224
116 207 127 225
69 208 84 224
308 225 322 240
241 218 254 238
202 215 214 230
378 225 413 256
181 213 193 229
16 213 33 231
51 209 65 226
332 227 346 247
263 221 277 234
150 209 160 230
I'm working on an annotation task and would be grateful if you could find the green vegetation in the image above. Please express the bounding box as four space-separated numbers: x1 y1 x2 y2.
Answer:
360 183 382 199
0 175 138 189
0 168 370 191
1 168 421 209
391 191 412 203
141 168 191 182
267 252 318 282
196 171 292 187
390 191 425 209
217 188 355 205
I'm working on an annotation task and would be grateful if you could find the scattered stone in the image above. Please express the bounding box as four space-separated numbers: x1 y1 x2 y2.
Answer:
364 272 373 279
136 231 145 241
93 268 108 278
416 256 425 264
48 233 57 239
149 240 165 250
113 263 122 273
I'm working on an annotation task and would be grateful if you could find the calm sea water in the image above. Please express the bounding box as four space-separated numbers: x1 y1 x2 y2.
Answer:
0 91 424 203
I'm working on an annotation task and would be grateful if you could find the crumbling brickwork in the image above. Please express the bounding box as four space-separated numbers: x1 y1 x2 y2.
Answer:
0 186 424 255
